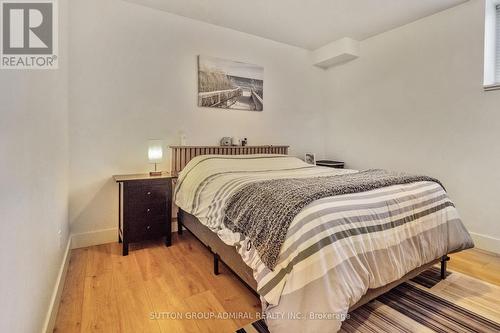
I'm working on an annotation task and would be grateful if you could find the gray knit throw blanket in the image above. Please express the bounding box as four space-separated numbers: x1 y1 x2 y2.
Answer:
223 169 443 270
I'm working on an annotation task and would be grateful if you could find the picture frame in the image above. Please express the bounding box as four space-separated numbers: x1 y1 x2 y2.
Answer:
304 153 316 165
198 55 264 111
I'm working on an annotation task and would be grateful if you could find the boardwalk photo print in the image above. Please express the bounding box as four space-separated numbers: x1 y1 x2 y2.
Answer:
198 55 263 111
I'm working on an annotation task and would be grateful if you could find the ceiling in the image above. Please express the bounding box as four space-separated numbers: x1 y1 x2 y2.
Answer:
127 0 468 50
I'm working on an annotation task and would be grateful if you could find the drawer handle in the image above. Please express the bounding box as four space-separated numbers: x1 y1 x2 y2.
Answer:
147 208 151 212
146 225 151 230
147 191 151 195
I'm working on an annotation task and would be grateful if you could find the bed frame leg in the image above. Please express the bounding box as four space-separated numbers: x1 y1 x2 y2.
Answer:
440 255 450 279
177 210 183 235
213 253 220 275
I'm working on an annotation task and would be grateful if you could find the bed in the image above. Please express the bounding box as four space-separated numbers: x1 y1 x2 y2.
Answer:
171 145 473 333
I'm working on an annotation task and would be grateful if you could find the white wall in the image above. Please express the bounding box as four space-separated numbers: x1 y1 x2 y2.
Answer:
69 0 326 238
324 0 500 253
0 1 69 332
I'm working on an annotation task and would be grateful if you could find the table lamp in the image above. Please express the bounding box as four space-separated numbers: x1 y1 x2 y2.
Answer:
148 140 163 176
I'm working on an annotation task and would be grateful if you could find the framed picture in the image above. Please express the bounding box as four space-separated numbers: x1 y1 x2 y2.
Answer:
198 55 264 111
305 153 316 165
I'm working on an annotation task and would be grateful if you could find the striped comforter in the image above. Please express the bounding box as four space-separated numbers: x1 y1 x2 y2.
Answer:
174 155 473 333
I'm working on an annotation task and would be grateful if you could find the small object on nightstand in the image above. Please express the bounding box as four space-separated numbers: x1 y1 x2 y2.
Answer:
113 173 172 256
316 160 345 169
304 153 316 165
220 137 232 146
148 139 164 176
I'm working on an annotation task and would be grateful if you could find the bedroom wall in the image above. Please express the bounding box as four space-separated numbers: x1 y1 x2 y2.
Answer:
68 0 326 240
323 0 500 253
0 1 69 332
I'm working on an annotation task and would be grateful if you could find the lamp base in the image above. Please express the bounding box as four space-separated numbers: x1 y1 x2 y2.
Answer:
149 171 163 176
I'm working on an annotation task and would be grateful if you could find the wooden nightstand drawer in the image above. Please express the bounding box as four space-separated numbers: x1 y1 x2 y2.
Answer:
129 220 167 242
126 184 170 203
128 210 168 229
127 201 167 220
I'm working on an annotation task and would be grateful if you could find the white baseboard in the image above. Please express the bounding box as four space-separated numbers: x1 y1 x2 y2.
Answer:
42 237 72 333
71 227 117 249
70 219 180 249
470 232 500 254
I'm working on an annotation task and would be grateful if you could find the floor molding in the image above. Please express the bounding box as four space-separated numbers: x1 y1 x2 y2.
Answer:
71 227 117 249
470 232 500 255
41 237 72 333
172 219 179 232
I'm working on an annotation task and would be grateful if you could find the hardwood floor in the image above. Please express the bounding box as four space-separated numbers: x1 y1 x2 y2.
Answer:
54 232 500 333
54 232 261 333
449 247 500 286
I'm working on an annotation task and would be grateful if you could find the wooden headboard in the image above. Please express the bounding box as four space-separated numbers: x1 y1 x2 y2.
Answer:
170 145 289 177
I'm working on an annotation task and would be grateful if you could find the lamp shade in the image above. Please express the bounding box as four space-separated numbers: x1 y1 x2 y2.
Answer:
148 140 163 163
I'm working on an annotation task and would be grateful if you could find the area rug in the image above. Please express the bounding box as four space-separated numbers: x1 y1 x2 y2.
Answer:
237 267 500 333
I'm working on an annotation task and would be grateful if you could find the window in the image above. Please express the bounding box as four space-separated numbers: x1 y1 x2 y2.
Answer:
484 0 500 90
496 5 500 83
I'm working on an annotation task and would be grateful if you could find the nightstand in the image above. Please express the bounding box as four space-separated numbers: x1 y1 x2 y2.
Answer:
113 173 172 256
316 160 345 169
